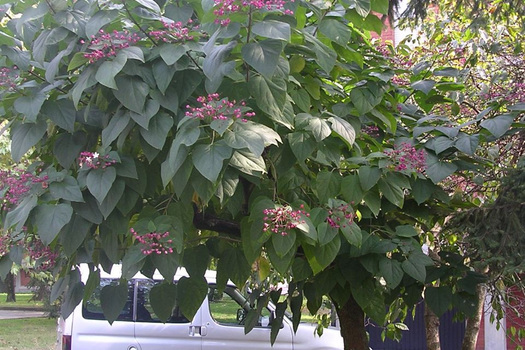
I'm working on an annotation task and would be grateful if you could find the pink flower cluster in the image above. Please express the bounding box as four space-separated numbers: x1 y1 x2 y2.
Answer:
150 20 196 43
262 205 308 236
213 0 294 26
26 238 58 271
131 228 175 255
326 203 355 229
185 93 255 122
0 234 11 256
0 66 18 90
0 170 49 210
78 151 117 170
384 142 426 173
362 125 380 138
82 30 140 63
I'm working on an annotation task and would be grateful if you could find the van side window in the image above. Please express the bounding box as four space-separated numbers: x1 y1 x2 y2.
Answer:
82 278 134 321
208 287 272 326
137 280 189 323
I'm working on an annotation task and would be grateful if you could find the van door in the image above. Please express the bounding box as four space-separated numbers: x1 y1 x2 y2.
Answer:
133 280 202 350
73 278 138 350
200 286 293 350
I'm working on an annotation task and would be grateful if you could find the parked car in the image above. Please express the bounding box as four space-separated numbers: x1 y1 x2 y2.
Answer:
56 265 345 350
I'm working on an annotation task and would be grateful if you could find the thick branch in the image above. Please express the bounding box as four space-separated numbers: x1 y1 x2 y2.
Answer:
192 205 241 237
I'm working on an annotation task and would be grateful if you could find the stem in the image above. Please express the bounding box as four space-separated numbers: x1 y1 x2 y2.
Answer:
44 0 56 14
245 6 254 83
122 0 159 46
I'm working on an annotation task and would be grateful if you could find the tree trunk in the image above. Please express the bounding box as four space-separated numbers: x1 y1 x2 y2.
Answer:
5 272 16 302
334 294 369 350
425 302 441 350
462 284 486 350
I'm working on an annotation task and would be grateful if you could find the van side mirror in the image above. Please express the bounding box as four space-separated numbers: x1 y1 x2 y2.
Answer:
236 308 246 324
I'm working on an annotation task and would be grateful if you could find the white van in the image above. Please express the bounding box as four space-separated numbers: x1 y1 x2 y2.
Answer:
56 265 344 350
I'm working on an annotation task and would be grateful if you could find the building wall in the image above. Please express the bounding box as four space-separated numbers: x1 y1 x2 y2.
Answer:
507 286 525 350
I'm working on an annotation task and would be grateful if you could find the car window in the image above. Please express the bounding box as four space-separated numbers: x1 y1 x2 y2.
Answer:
137 280 189 323
208 286 270 326
82 278 134 321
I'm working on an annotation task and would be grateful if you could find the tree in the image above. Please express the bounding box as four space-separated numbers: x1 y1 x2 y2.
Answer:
0 1 523 349
394 5 525 349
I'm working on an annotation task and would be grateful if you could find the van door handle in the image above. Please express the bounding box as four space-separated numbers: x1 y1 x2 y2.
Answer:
189 326 205 336
199 325 207 336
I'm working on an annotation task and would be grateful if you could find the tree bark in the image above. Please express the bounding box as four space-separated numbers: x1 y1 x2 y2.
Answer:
334 294 369 350
462 284 486 350
5 272 16 302
425 302 441 350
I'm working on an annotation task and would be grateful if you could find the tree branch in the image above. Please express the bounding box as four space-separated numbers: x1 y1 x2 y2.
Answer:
192 205 241 237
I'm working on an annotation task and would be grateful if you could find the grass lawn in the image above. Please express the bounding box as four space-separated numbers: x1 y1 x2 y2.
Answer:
0 317 57 350
0 293 45 310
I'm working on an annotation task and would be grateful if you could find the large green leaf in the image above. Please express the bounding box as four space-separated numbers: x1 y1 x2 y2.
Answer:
59 214 92 256
288 132 316 162
350 86 383 115
150 283 177 322
192 141 232 182
85 9 119 38
319 18 351 46
358 166 381 191
41 99 76 132
303 237 341 275
152 59 177 94
340 222 362 247
425 286 453 317
95 53 127 89
161 142 189 186
203 41 237 92
33 203 73 245
100 282 128 324
72 66 97 107
328 116 356 147
271 230 297 258
86 167 117 204
340 174 363 204
411 79 436 95
54 132 87 169
49 175 84 202
229 151 267 175
14 91 46 123
480 114 515 138
224 128 265 157
160 45 187 65
378 178 404 208
425 153 458 183
102 112 132 147
402 253 431 283
379 258 404 289
315 171 342 203
0 256 13 281
4 194 37 232
242 39 283 78
303 32 337 74
113 75 150 113
217 246 251 289
454 133 479 155
152 252 180 282
140 112 174 150
177 276 208 321
183 245 210 278
11 120 47 162
98 179 126 218
249 75 287 118
252 21 291 41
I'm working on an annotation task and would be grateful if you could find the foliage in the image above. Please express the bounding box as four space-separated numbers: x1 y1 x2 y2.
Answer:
0 0 523 348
